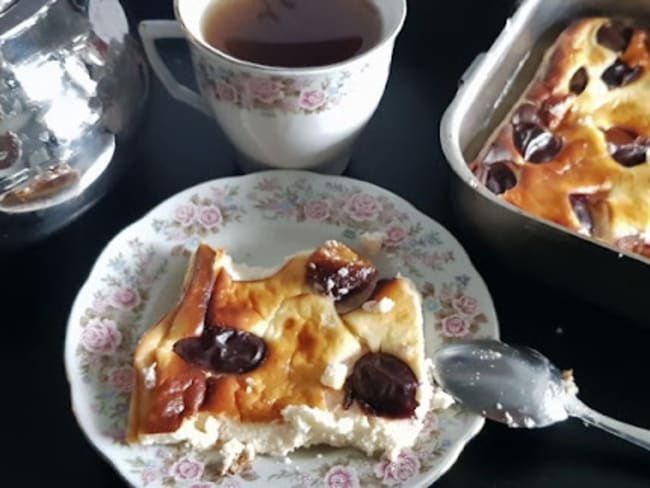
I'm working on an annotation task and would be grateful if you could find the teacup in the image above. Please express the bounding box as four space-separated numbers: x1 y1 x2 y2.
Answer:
139 0 407 174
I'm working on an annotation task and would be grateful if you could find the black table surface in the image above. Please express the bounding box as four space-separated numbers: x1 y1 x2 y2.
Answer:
4 1 649 486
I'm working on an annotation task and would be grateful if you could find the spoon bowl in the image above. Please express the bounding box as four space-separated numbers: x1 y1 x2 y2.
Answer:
433 339 650 451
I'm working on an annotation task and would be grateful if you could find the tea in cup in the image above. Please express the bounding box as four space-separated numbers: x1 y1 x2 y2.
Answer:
139 0 407 174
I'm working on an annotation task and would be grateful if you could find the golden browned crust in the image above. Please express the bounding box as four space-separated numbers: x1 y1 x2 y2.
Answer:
472 17 650 259
127 244 224 440
127 241 425 443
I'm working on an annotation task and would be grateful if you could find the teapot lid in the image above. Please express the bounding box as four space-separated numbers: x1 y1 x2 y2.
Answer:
0 0 148 221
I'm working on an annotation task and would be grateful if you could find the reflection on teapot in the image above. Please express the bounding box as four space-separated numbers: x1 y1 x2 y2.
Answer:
0 0 148 247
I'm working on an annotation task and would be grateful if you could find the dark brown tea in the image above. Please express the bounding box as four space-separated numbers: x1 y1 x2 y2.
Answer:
202 0 383 68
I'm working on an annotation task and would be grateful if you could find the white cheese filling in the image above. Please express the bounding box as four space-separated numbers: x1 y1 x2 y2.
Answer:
139 387 434 465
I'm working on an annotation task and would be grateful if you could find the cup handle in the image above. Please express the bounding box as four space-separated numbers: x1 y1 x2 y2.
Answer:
138 20 212 117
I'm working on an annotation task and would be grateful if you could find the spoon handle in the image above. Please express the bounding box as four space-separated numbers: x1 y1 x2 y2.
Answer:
566 396 650 451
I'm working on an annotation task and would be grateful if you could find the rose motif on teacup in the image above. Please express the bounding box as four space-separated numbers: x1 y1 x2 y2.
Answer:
384 226 408 247
169 457 204 481
110 287 140 310
197 61 358 116
452 295 478 316
325 465 360 488
198 205 223 228
374 450 421 486
442 314 470 338
80 317 122 355
344 192 383 222
279 96 300 112
174 203 198 227
106 366 134 393
214 81 238 104
299 88 327 111
303 200 330 221
248 77 284 104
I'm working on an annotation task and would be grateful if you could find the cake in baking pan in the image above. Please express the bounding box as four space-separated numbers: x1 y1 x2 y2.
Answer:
472 17 650 259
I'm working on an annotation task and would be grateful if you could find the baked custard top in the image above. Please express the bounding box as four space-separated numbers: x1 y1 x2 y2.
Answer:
127 241 426 441
472 18 650 259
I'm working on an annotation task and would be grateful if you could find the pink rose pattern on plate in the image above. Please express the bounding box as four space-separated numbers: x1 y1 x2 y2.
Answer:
221 481 243 488
248 176 455 277
303 199 330 221
197 60 353 116
325 465 360 488
76 238 167 442
140 468 158 485
170 457 204 481
127 444 259 486
80 317 122 355
453 294 478 316
152 185 245 255
72 174 494 487
384 225 408 247
110 287 140 310
175 203 198 226
345 192 383 222
418 411 440 440
106 366 134 393
435 283 488 339
198 205 223 228
441 315 470 338
374 450 421 486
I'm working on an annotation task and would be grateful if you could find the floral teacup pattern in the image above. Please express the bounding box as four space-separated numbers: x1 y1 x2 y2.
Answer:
66 171 499 487
198 62 356 116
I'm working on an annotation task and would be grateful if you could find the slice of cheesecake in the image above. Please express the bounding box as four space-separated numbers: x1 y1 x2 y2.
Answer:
127 240 437 473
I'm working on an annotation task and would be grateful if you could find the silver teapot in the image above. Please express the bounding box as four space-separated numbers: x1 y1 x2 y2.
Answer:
0 0 148 248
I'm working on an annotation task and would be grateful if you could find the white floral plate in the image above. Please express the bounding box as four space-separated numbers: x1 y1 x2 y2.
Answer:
65 170 500 488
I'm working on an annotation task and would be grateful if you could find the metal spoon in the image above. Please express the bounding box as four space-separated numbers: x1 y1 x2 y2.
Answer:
432 339 650 450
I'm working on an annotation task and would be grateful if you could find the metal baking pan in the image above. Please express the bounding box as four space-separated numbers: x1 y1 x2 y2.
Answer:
440 0 650 325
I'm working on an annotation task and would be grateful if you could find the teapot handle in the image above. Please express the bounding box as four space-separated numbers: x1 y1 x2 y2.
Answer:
138 20 212 117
